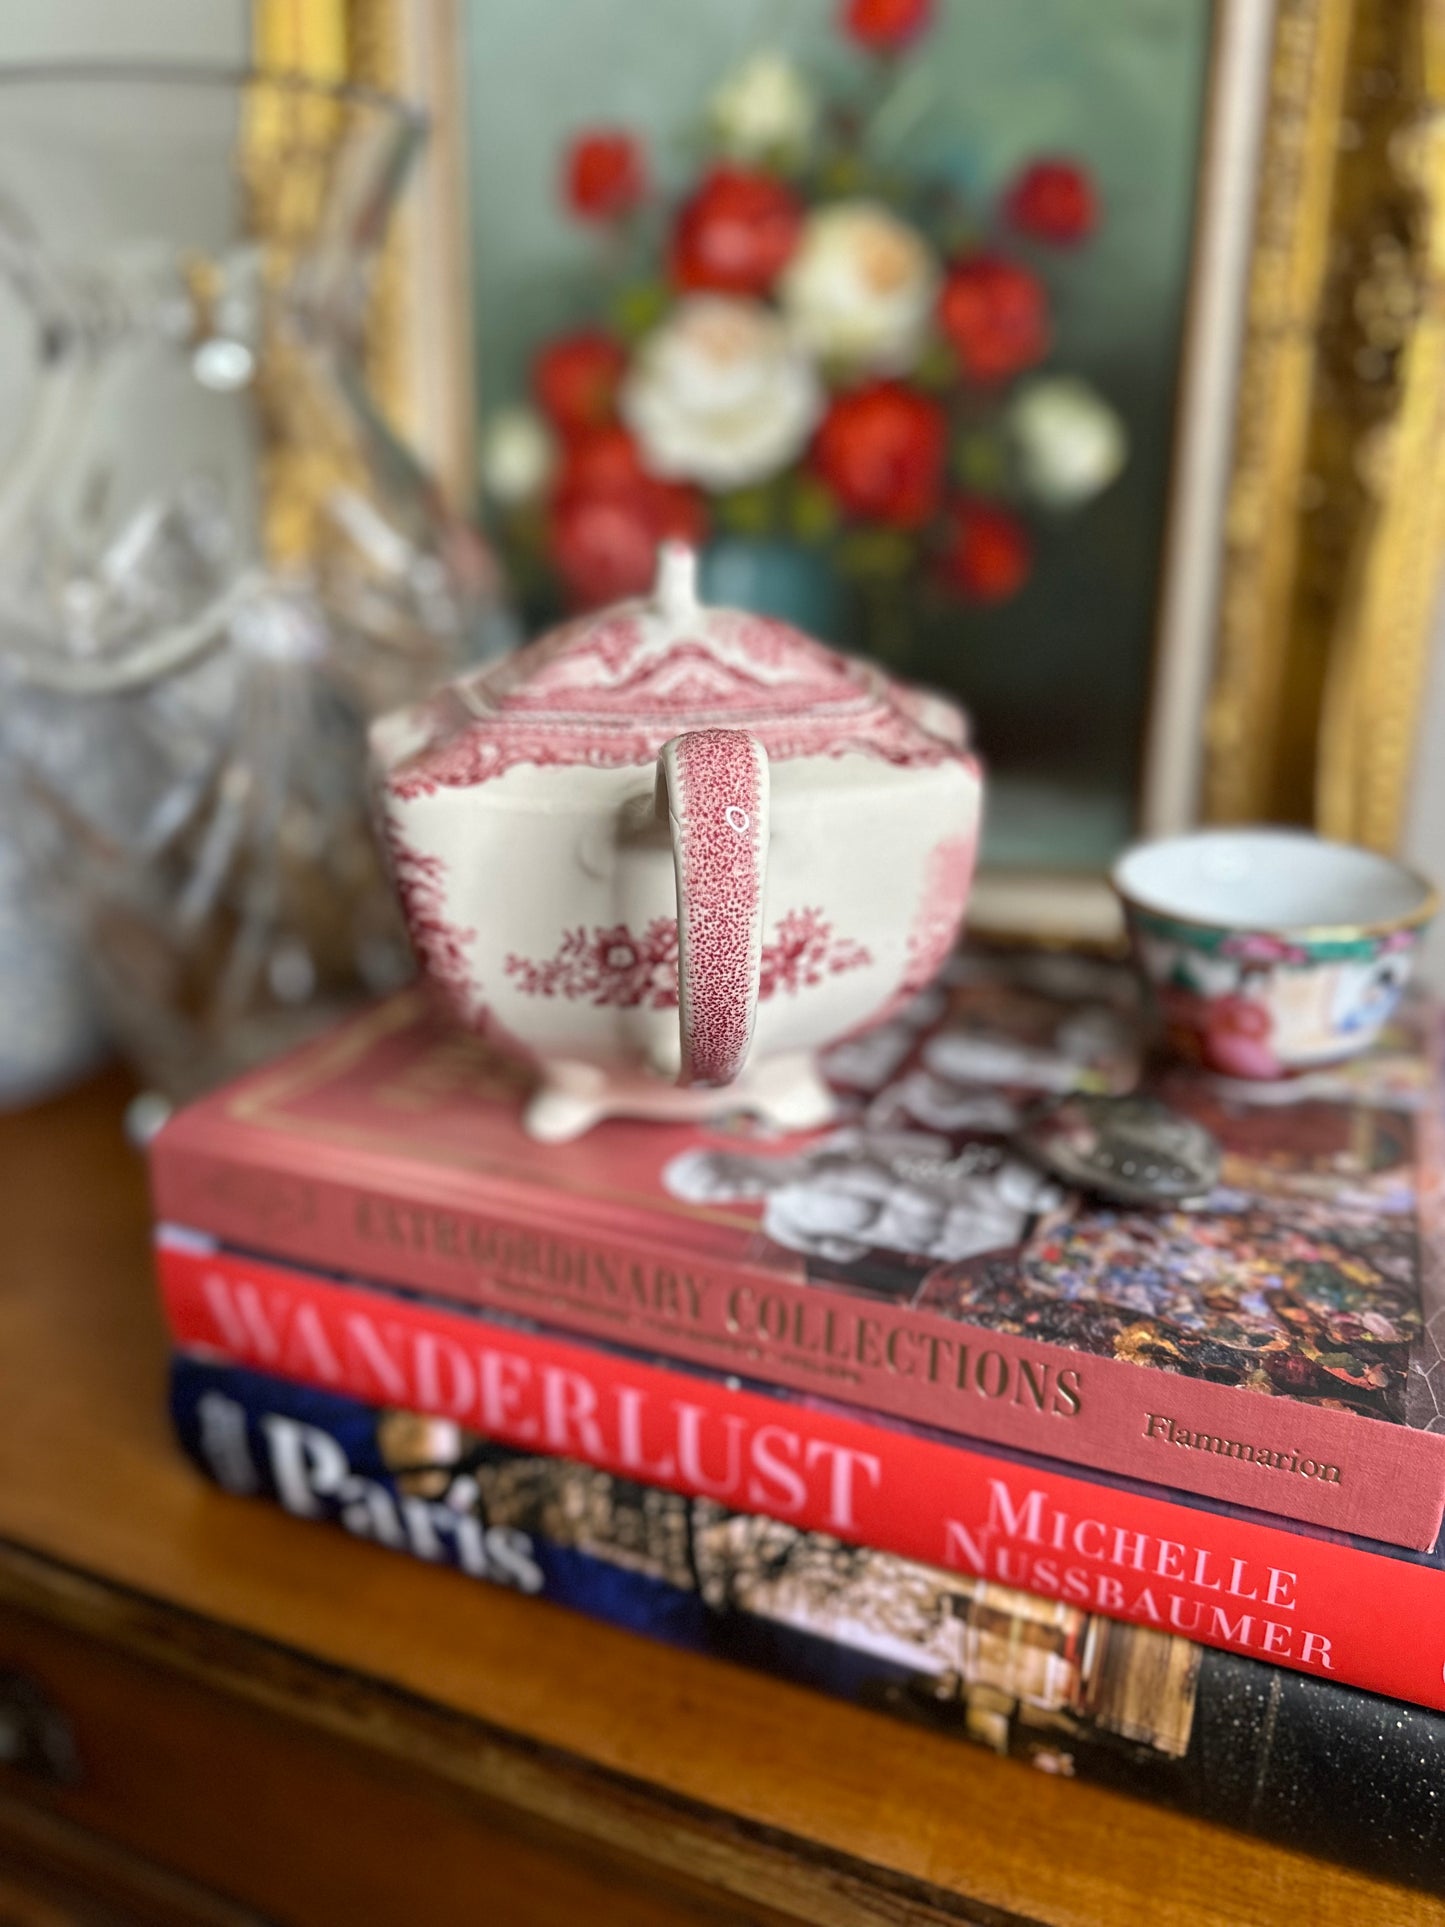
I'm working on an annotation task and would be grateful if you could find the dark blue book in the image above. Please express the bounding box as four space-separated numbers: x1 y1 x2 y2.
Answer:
172 1353 1445 1890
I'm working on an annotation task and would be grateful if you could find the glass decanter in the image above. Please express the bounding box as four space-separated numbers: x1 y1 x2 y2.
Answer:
0 67 502 1097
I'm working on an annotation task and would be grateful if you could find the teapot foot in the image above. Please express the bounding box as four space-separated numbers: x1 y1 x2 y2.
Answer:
524 1052 836 1143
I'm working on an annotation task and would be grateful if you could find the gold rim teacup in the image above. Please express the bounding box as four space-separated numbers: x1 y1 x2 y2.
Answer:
1111 828 1438 1080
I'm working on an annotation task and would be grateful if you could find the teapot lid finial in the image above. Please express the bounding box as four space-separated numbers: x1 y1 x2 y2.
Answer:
653 542 699 621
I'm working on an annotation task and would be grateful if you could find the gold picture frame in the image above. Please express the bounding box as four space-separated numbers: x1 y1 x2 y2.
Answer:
1206 0 1445 860
256 0 1445 938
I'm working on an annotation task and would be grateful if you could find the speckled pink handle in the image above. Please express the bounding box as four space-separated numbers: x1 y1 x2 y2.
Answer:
657 728 770 1088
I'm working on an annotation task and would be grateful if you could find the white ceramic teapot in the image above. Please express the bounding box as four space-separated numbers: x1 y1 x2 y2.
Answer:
372 546 982 1139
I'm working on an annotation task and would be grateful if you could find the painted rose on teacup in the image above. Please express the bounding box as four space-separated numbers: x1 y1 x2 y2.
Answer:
1111 829 1438 1080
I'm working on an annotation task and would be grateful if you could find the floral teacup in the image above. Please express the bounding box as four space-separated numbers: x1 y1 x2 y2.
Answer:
1112 829 1438 1079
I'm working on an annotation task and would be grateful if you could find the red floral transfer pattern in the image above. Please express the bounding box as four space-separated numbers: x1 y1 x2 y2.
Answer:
759 908 872 997
902 835 977 994
506 919 681 1009
386 839 481 1021
505 908 872 1009
384 603 973 799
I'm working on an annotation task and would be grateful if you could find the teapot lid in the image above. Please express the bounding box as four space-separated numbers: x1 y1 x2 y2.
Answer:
382 544 968 796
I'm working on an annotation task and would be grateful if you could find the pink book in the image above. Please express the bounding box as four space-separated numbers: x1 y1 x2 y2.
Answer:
150 951 1445 1549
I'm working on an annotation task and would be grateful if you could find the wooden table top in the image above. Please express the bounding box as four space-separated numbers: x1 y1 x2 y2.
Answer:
2 1071 1442 1927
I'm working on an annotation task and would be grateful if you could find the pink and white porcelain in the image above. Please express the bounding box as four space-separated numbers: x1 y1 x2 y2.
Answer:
1113 828 1439 1079
371 545 982 1139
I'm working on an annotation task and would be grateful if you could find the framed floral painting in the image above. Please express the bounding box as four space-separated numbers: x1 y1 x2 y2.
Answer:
259 0 1445 942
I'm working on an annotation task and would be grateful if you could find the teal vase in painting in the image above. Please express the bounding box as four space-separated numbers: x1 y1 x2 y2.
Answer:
699 538 846 644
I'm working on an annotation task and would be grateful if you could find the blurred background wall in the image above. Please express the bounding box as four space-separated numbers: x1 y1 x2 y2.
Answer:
2 0 1441 983
0 0 245 62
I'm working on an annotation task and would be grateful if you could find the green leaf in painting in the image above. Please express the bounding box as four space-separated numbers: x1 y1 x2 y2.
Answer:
836 526 916 580
786 475 839 541
717 485 778 536
610 280 669 341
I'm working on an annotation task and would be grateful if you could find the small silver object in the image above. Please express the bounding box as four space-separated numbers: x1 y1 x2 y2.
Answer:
1018 1093 1221 1208
123 1088 173 1150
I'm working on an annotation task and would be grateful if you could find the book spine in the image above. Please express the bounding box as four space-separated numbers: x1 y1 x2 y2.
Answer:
150 1139 1445 1550
170 1352 1445 1894
156 1233 1445 1711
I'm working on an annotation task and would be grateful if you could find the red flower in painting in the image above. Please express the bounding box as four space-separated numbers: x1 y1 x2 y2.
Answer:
550 473 707 609
669 166 804 295
812 381 946 528
839 0 934 51
938 254 1049 382
533 331 627 435
937 498 1032 602
643 477 707 548
554 423 647 498
563 128 647 222
1004 158 1099 245
549 492 657 609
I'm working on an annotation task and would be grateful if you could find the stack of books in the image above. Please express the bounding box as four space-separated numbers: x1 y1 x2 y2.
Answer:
148 951 1445 1887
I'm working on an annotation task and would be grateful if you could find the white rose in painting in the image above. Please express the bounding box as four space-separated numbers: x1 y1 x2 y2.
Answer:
621 296 822 490
779 200 938 373
709 53 815 160
478 407 555 505
1009 376 1127 508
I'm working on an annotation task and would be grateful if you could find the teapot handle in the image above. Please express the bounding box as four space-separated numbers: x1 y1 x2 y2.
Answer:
656 728 770 1088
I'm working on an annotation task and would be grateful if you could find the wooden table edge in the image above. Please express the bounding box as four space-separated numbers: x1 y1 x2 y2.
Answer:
0 1532 1028 1927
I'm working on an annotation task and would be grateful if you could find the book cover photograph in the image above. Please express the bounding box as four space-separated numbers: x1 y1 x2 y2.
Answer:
151 950 1445 1545
171 1355 1445 1895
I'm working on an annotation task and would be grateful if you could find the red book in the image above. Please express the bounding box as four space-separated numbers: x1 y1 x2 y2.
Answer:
156 1231 1445 1711
148 957 1445 1549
